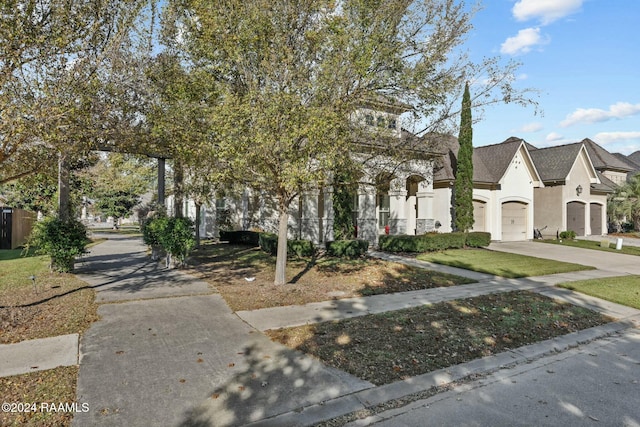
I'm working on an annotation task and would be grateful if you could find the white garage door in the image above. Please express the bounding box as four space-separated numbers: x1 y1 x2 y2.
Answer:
502 201 528 241
472 200 486 232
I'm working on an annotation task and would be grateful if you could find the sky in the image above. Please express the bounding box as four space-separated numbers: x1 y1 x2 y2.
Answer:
464 0 640 155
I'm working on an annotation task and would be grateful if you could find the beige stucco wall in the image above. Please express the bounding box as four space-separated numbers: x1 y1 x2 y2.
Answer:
533 185 563 237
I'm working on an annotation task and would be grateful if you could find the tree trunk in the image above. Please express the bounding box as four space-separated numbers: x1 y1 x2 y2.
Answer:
195 201 202 248
58 153 71 222
275 207 289 285
173 159 184 218
157 158 166 207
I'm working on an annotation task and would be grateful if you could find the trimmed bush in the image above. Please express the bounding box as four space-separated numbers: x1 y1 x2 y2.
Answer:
27 217 89 272
326 239 369 258
219 230 260 246
378 232 467 253
465 232 491 248
258 232 315 258
559 230 577 240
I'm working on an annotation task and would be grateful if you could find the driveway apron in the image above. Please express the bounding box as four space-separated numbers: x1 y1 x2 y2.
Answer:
73 235 371 427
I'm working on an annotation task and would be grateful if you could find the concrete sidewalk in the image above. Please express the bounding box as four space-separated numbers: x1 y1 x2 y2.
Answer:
0 334 78 377
2 236 639 427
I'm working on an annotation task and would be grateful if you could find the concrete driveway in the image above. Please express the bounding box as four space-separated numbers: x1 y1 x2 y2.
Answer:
488 241 640 275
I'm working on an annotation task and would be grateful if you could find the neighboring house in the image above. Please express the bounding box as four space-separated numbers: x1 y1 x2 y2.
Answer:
527 141 608 237
432 136 543 241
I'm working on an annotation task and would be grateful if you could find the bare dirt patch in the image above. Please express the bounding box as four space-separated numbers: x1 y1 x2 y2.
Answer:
0 366 77 427
186 242 474 311
267 291 612 385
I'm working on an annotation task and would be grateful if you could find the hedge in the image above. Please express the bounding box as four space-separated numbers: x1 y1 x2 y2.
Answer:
465 232 492 248
325 239 369 258
378 232 491 253
258 232 315 258
219 230 260 246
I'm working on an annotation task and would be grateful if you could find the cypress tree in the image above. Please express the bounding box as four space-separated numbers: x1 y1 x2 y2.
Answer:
454 82 474 232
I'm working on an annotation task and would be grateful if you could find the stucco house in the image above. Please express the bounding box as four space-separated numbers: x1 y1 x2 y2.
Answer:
527 141 608 237
175 99 443 246
432 136 543 241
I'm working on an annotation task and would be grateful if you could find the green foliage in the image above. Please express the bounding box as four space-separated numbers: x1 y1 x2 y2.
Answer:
141 206 167 246
325 239 369 258
26 217 89 272
143 215 196 264
559 230 577 240
94 189 141 222
454 82 474 233
379 233 468 253
465 232 492 248
333 170 358 240
258 233 315 258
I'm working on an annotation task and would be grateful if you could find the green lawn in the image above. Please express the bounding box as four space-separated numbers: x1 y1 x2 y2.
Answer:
416 248 594 278
559 275 640 309
534 238 640 256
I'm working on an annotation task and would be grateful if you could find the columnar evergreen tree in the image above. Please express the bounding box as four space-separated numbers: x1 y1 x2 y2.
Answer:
454 82 474 232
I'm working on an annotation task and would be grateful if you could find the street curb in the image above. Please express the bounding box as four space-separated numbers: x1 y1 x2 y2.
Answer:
246 317 640 427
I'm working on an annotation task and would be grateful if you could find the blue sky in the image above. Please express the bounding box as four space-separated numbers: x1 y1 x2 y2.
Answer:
465 0 640 155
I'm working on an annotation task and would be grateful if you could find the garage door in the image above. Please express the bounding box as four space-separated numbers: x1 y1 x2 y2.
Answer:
472 200 486 232
502 202 527 241
566 202 585 236
590 203 602 236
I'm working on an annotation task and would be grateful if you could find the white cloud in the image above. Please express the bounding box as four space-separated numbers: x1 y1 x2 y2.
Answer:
593 131 640 145
519 122 543 133
500 27 549 55
513 0 583 25
546 132 564 142
516 73 529 81
561 102 640 127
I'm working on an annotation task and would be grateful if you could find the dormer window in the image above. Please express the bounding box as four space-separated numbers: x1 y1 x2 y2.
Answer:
376 116 385 127
365 114 374 126
388 118 397 129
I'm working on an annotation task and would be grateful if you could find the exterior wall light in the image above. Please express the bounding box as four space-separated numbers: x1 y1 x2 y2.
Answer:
576 185 583 196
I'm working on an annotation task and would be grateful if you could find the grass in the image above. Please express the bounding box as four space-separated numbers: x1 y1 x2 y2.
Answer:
534 238 640 257
0 248 99 344
416 248 594 278
268 290 611 385
559 275 640 309
186 242 475 311
0 367 77 427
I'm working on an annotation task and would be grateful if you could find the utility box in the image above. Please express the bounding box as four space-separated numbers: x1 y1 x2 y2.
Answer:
616 238 623 250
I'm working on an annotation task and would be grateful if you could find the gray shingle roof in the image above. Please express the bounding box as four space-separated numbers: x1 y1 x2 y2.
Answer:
528 143 584 182
582 138 633 172
473 137 526 183
432 136 535 185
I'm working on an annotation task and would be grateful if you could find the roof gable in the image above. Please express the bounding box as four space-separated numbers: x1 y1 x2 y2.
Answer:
529 143 584 182
582 138 632 172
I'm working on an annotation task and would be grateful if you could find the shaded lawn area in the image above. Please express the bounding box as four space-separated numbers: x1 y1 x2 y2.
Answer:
0 248 99 344
268 291 611 386
559 275 640 309
416 248 594 278
534 238 640 257
186 242 475 311
0 366 77 427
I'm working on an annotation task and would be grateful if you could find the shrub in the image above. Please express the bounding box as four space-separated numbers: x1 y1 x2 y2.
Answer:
465 232 491 247
258 232 315 258
378 232 467 253
27 217 89 272
219 230 260 246
559 230 577 240
144 216 196 267
325 239 369 258
141 207 167 247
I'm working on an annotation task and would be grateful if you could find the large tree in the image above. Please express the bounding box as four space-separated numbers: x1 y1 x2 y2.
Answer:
164 0 536 284
454 82 474 232
0 0 155 186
